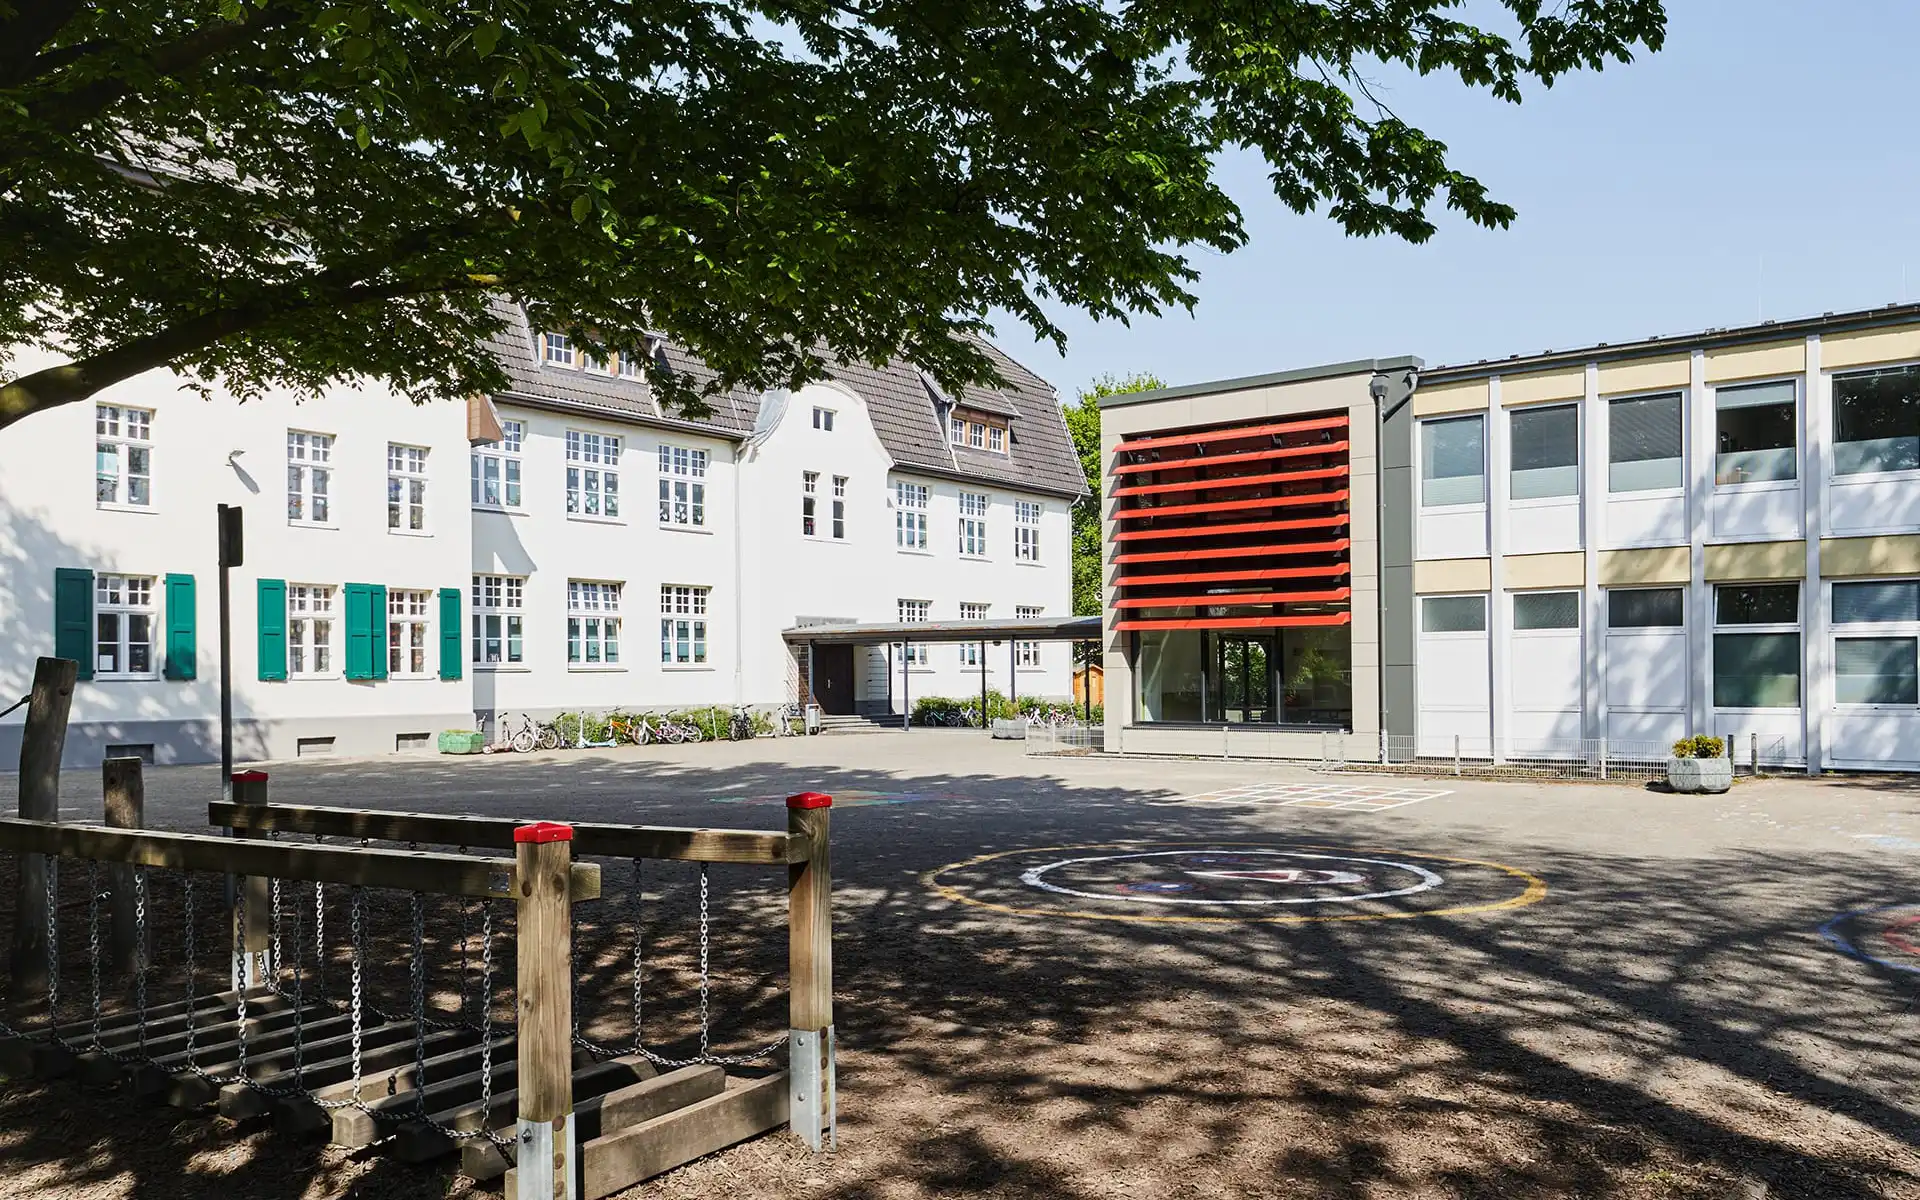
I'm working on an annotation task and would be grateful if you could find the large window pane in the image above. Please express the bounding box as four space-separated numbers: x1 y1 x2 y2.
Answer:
1832 581 1920 625
1135 629 1204 721
1514 591 1580 630
1608 588 1684 629
1713 632 1801 708
1280 626 1354 726
1420 416 1485 506
1714 381 1796 484
1715 583 1798 625
1608 393 1683 492
1422 595 1487 633
1834 365 1920 475
1510 405 1578 499
1836 637 1919 704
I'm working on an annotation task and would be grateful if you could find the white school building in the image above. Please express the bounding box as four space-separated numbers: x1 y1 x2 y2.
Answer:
0 303 1082 766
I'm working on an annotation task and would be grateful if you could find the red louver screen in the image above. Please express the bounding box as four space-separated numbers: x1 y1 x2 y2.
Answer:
1110 411 1353 632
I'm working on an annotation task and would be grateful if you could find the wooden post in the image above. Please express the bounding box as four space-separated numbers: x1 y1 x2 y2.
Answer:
12 656 76 1006
229 771 272 988
515 821 577 1200
786 792 834 1151
103 757 145 977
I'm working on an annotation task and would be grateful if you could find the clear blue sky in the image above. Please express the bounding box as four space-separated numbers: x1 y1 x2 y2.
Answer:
990 1 1920 399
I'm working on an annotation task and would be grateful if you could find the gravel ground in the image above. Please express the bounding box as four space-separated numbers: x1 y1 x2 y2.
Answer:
0 735 1916 1199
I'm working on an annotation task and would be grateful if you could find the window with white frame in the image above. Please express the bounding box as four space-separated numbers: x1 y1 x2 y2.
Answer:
542 332 575 366
564 430 620 518
1419 415 1484 506
1713 583 1800 708
831 476 847 539
387 443 429 532
618 353 644 380
1607 587 1685 629
96 405 153 507
813 406 835 431
286 584 336 676
1608 392 1684 492
1512 591 1581 630
897 598 929 665
958 602 988 666
958 491 989 556
568 580 622 665
1421 595 1488 633
657 444 707 528
802 471 819 536
660 585 709 665
1833 581 1920 705
287 431 333 524
471 575 525 666
472 420 524 510
94 574 157 678
895 481 928 549
1015 605 1043 666
949 414 965 444
1014 500 1042 561
989 426 1005 453
1832 364 1920 476
1715 380 1797 485
1509 405 1578 499
388 589 431 677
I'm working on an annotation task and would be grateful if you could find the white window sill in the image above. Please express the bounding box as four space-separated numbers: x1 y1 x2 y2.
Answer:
958 554 992 563
388 528 433 538
93 674 160 683
1713 477 1799 493
287 673 343 682
659 523 712 535
472 505 527 517
1606 487 1686 500
97 502 157 515
1014 559 1046 567
896 547 934 556
1833 703 1920 712
568 664 627 673
1832 467 1920 485
661 663 714 672
567 514 626 526
473 664 532 673
1017 666 1047 673
387 673 436 682
289 520 338 532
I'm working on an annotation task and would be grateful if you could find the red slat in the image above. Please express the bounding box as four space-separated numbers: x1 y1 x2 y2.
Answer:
1113 564 1350 587
1115 613 1353 631
1116 488 1350 521
1113 513 1349 542
1112 459 1349 495
1115 413 1348 454
1112 537 1352 565
1114 587 1352 610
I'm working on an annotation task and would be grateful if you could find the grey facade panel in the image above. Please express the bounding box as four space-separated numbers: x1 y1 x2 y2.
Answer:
1375 367 1419 746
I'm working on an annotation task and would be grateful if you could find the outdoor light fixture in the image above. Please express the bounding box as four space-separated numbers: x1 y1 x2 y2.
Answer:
226 449 246 466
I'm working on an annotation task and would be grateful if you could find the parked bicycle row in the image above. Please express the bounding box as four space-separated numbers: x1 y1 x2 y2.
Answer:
910 693 1102 729
479 703 801 753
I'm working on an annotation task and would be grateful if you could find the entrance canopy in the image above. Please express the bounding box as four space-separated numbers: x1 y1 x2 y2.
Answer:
781 615 1102 645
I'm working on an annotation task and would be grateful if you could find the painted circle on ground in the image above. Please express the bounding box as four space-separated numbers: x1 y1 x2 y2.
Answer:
924 841 1547 925
1818 902 1920 976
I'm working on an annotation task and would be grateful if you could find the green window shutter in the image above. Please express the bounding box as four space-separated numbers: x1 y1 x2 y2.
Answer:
438 587 463 680
343 583 373 681
163 574 197 681
54 567 94 681
369 584 389 681
257 578 287 681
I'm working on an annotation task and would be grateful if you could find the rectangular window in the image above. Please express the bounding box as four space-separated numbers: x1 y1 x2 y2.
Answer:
1014 500 1042 561
286 431 333 524
1713 633 1801 708
895 481 929 549
813 407 835 431
959 491 989 556
802 471 818 535
968 422 986 449
958 601 988 666
1608 392 1684 492
471 574 525 666
617 353 644 380
567 580 622 666
1714 583 1799 626
1419 415 1485 506
1015 605 1043 666
988 426 1006 453
387 589 431 677
1513 591 1580 630
659 585 709 665
94 574 157 678
657 444 708 528
387 443 429 532
1836 636 1920 705
542 332 575 366
1833 580 1920 625
286 584 336 676
949 414 965 444
1608 587 1685 629
1420 595 1486 633
831 475 847 539
471 420 524 509
565 430 620 518
1509 405 1578 500
1715 380 1797 485
897 598 929 665
1833 364 1920 476
96 405 154 507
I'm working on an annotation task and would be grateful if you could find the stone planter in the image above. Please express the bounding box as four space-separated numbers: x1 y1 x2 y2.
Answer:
438 730 486 755
990 718 1028 741
1666 755 1733 794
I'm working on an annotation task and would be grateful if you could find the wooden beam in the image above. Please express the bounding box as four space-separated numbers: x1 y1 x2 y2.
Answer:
207 801 801 866
515 824 575 1197
402 1052 661 1165
12 656 75 1007
787 794 834 1151
460 1065 725 1180
102 757 145 977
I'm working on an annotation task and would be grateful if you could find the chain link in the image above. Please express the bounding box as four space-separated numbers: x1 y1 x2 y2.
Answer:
133 867 148 1057
86 860 101 1048
409 892 428 1116
44 856 59 1040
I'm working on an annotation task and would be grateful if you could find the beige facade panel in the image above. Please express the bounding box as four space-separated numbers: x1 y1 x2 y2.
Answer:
1704 340 1805 384
1822 325 1920 371
1597 547 1690 586
1106 375 1376 438
1597 356 1690 396
1503 551 1586 590
1821 534 1920 577
1501 369 1585 407
1414 557 1492 594
1411 379 1489 417
1703 540 1807 581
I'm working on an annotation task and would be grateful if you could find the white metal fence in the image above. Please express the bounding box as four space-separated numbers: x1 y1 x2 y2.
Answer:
1322 732 1796 783
1024 722 1105 755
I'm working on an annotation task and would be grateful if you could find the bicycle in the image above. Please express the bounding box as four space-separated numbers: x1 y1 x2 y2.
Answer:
728 705 756 741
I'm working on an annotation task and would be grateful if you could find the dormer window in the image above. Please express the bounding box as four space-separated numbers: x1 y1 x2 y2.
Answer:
813 406 836 431
947 409 1009 455
617 354 644 380
541 332 575 367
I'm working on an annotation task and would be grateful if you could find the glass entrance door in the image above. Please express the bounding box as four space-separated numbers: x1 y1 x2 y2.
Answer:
1213 635 1273 723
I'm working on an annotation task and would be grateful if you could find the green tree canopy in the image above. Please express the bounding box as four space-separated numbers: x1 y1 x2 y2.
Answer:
1067 372 1163 620
0 0 1665 430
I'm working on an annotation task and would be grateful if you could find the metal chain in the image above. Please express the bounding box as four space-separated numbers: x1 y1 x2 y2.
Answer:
182 871 197 1068
44 856 59 1040
630 859 644 1054
133 867 148 1056
623 862 786 1070
232 879 249 1081
410 892 428 1114
697 864 711 1059
348 886 364 1102
86 860 102 1048
313 877 329 1006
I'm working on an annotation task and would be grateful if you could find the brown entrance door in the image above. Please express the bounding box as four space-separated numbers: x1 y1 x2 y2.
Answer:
813 645 856 715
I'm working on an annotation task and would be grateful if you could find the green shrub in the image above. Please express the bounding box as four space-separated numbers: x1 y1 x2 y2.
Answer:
1670 734 1725 759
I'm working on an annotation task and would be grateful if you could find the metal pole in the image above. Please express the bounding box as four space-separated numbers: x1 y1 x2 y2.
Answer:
1082 643 1091 724
1453 734 1461 776
980 642 988 730
217 503 238 913
900 643 910 731
1751 731 1758 774
1008 639 1016 709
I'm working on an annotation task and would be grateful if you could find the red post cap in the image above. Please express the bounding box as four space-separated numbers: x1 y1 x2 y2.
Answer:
230 770 270 783
786 792 833 810
514 821 575 843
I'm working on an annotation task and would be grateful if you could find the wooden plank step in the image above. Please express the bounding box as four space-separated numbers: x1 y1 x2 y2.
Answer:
158 1011 390 1110
274 1030 497 1134
506 1073 789 1200
128 1003 330 1101
217 1019 422 1119
330 1042 593 1149
2 991 285 1081
459 1065 722 1181
399 1052 660 1165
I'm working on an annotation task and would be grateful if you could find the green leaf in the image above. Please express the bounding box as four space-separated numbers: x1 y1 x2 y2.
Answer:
473 21 501 58
570 194 592 222
354 124 370 150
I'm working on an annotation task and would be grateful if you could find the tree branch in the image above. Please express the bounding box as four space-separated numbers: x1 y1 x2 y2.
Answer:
0 0 85 89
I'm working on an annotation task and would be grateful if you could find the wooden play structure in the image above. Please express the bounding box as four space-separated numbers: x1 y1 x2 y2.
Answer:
0 658 834 1200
